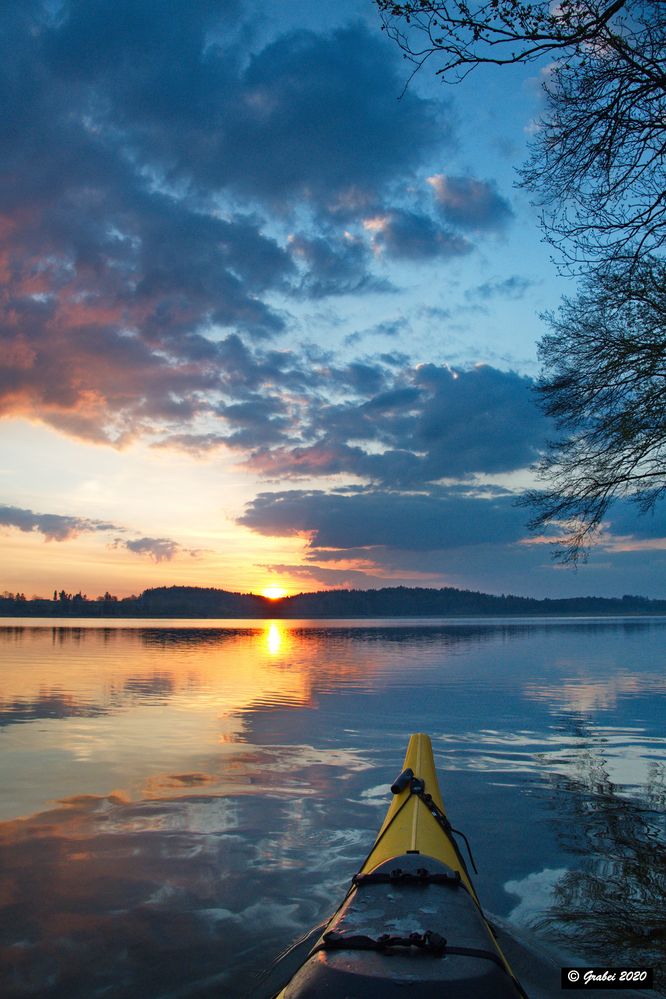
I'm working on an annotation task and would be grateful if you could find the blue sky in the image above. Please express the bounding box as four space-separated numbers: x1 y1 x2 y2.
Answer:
1 0 664 599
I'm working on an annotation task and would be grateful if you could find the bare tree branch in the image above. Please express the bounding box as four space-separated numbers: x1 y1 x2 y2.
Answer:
522 259 666 561
378 1 666 274
376 0 666 560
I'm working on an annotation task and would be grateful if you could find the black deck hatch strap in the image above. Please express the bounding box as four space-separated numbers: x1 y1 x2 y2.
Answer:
352 867 462 888
319 931 512 971
322 929 448 955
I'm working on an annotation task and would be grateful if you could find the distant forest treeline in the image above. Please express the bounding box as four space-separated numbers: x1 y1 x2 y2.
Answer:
1 585 666 618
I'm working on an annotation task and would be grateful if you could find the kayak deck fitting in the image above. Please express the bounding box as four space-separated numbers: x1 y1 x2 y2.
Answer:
276 733 526 998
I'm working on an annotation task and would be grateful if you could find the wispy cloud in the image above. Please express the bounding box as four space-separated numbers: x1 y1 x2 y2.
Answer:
0 505 120 542
0 504 201 562
465 276 535 302
112 537 203 563
344 317 410 347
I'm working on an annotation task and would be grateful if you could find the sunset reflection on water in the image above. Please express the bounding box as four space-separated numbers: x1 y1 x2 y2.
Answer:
266 621 283 655
0 617 665 997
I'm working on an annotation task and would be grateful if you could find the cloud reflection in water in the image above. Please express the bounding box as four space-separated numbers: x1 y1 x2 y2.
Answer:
0 619 665 996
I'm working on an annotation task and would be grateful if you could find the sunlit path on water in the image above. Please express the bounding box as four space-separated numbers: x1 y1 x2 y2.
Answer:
0 617 665 997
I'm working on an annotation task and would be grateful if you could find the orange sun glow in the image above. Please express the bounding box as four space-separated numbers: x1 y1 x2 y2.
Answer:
262 585 287 600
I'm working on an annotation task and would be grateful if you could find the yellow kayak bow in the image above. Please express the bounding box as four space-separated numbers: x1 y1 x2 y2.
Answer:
277 733 526 998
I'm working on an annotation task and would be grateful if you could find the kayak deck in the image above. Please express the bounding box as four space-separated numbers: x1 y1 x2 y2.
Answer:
359 732 477 897
277 733 525 998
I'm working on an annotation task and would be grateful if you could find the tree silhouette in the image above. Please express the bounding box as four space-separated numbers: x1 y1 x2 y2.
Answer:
376 0 666 560
523 260 666 560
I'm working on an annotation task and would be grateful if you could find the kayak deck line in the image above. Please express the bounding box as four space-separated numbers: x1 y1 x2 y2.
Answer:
274 733 528 998
359 733 479 895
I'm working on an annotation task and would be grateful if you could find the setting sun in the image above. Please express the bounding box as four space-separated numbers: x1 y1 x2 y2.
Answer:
262 585 287 600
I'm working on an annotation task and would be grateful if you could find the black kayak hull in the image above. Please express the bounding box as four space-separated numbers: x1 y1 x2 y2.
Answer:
281 853 522 998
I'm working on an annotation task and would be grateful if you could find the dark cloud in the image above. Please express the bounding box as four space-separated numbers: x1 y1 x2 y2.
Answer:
0 505 119 541
258 515 666 597
40 6 445 212
370 536 666 599
341 361 389 396
244 363 550 484
0 5 454 443
366 209 472 260
289 233 388 298
239 486 527 551
0 0 532 517
428 175 513 232
245 487 666 597
206 23 446 209
112 537 202 563
220 396 288 427
410 364 544 476
232 363 555 583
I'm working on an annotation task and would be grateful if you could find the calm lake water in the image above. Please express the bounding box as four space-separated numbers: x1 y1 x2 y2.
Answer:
0 617 665 997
